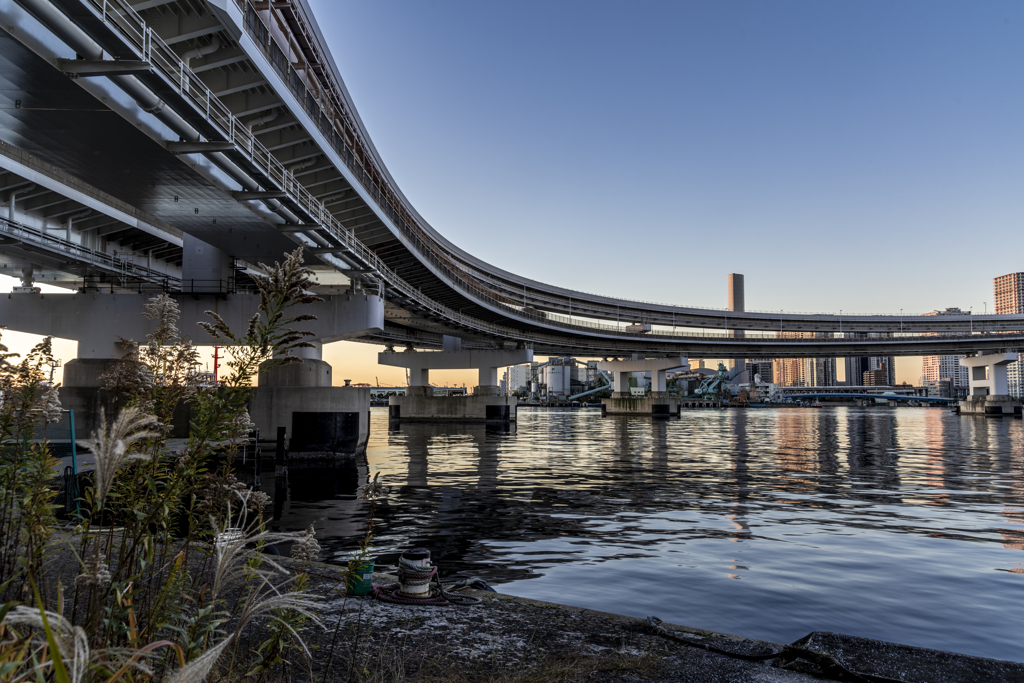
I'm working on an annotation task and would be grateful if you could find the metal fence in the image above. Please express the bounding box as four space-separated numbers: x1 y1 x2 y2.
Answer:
32 410 80 515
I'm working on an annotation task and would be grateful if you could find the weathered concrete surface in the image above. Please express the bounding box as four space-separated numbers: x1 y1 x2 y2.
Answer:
389 393 517 422
249 385 370 453
285 562 1024 682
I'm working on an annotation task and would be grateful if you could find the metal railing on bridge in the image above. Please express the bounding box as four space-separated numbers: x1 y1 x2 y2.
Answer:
0 216 180 287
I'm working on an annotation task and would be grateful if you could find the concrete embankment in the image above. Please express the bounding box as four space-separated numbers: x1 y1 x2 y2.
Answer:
289 560 1024 682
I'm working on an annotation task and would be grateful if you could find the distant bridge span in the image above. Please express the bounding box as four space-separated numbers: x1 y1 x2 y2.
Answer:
0 0 1022 357
785 394 956 404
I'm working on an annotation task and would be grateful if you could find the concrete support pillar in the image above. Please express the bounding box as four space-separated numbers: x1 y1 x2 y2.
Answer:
960 352 1015 397
379 347 532 422
292 341 323 360
598 357 685 398
478 366 498 387
651 368 667 394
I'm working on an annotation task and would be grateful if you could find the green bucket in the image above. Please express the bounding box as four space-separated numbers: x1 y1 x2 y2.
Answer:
346 559 375 596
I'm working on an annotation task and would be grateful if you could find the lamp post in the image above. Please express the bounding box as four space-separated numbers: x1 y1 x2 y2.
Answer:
900 309 903 334
839 310 842 336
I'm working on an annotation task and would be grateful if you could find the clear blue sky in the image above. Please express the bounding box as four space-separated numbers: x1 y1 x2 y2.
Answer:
310 0 1023 316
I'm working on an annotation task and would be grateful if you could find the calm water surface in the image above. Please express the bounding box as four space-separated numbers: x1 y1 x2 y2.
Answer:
264 406 1024 661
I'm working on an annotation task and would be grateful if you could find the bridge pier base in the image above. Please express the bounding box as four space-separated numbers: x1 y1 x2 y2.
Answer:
0 291 383 447
251 342 371 456
597 357 686 416
958 352 1023 417
379 346 531 423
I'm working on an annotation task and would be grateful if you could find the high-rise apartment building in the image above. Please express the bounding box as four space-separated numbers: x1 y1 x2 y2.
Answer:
863 369 888 386
772 332 836 387
994 273 1024 398
921 308 969 394
868 356 896 386
845 357 869 387
842 333 894 386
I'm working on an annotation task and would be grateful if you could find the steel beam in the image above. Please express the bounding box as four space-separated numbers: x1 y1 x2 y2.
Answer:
231 191 287 200
166 141 236 154
57 59 151 76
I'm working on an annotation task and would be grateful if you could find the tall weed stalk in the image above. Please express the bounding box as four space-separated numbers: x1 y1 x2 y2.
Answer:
0 248 331 681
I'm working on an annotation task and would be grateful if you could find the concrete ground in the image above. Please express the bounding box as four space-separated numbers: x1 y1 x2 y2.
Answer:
288 562 1024 683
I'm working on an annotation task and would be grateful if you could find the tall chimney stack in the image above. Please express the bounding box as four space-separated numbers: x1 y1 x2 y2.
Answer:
727 274 746 383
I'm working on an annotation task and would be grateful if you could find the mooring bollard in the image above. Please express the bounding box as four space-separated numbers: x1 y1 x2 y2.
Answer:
399 548 433 597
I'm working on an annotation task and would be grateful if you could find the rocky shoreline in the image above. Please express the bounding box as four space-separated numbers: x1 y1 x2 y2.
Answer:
282 558 1024 683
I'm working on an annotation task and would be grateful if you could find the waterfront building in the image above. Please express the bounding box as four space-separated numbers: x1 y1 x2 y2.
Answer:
994 273 1024 398
921 308 970 396
845 357 869 387
922 378 952 398
843 333 895 387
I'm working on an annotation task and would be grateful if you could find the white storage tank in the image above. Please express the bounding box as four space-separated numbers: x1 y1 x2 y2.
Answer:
543 365 572 397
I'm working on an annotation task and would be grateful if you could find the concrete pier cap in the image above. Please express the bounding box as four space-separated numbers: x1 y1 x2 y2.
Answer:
379 344 532 423
378 347 533 395
596 356 688 396
958 351 1023 417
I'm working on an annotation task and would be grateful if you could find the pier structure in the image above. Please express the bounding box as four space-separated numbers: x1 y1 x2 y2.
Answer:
0 275 384 448
379 339 530 422
597 356 687 416
958 352 1023 417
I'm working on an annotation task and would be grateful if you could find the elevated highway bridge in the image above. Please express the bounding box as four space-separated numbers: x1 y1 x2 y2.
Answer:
0 0 1022 360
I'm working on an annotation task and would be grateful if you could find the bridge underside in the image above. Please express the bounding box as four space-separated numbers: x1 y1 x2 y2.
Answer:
0 0 1021 361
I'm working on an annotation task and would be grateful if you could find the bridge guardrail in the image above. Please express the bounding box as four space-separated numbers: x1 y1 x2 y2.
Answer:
0 216 180 287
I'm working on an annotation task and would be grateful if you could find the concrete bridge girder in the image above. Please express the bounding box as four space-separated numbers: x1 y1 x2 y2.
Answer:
596 357 687 395
8 0 1024 358
378 348 533 390
0 292 385 358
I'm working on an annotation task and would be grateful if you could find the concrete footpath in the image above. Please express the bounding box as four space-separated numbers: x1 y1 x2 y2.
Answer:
288 561 1024 683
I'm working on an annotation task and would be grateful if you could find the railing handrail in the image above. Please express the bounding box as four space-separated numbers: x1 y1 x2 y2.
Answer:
0 216 180 286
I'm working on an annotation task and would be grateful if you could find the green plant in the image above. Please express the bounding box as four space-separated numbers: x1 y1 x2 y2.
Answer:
0 248 330 682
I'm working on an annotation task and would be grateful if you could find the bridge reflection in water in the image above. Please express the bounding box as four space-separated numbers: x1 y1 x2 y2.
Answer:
256 407 1024 662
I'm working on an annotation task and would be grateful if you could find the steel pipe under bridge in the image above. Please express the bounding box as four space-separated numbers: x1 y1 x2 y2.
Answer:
2 0 1024 355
